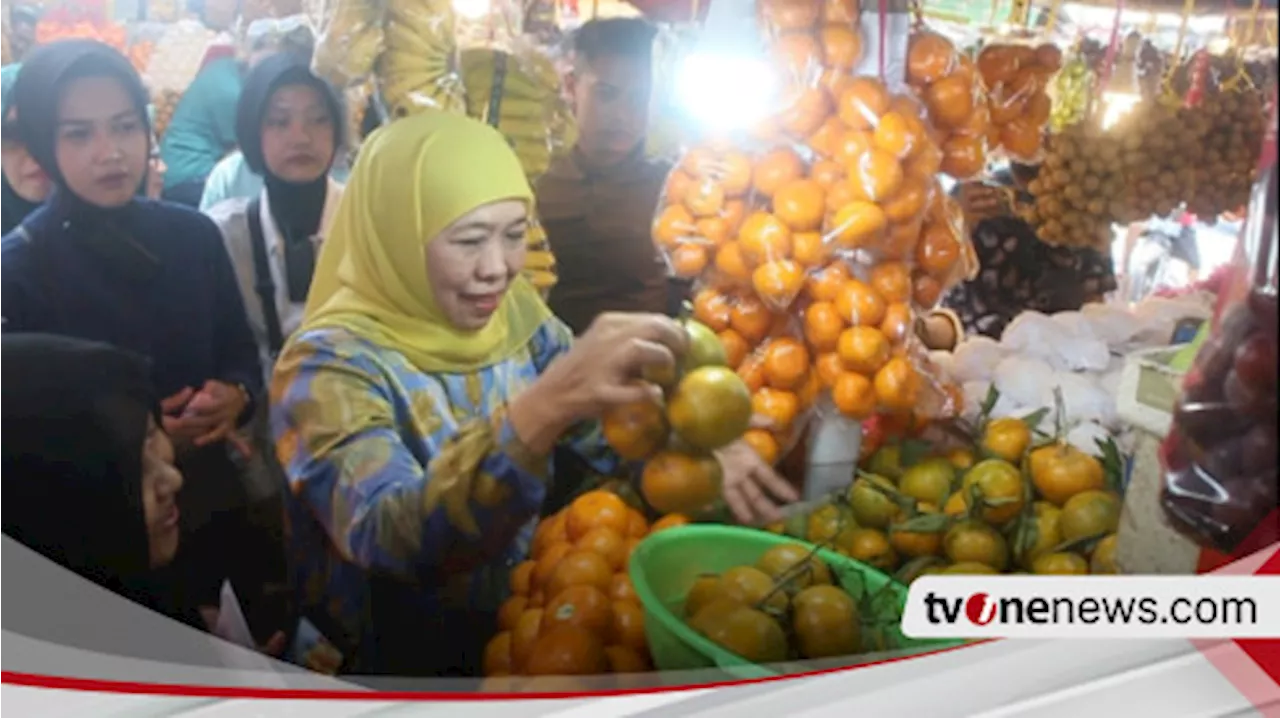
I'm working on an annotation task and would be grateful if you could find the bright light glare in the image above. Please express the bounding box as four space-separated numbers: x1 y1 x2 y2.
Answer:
1102 92 1141 131
453 0 491 20
1207 37 1233 55
676 53 778 132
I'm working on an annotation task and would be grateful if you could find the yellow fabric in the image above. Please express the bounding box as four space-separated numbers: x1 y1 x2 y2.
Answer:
299 110 555 373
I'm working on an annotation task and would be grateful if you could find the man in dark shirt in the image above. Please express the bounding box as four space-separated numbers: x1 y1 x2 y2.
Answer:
536 18 674 335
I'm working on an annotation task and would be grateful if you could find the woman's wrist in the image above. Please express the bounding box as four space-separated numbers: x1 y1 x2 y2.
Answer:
509 379 576 456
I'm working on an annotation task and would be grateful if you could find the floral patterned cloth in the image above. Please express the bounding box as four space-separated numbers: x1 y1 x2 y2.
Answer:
270 317 621 675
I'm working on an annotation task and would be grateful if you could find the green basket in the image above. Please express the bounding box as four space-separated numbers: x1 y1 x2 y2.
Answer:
628 524 961 680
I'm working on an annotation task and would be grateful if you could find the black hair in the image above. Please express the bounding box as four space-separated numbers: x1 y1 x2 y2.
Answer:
572 18 658 65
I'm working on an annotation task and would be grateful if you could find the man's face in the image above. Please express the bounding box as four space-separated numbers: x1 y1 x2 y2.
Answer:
573 53 652 168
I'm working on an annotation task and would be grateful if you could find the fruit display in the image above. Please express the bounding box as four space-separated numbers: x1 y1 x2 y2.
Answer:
773 393 1126 579
976 39 1061 164
1183 87 1267 219
127 39 155 74
481 490 689 678
1048 53 1094 133
312 0 387 91
906 29 988 181
1110 102 1205 224
1022 119 1125 251
1162 161 1277 554
34 19 127 51
152 89 183 141
378 0 466 117
601 317 756 506
459 46 575 183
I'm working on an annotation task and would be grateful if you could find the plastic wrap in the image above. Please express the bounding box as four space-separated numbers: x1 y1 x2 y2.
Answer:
906 26 987 181
977 38 1060 165
1162 159 1278 554
377 0 466 116
460 43 574 183
910 182 975 310
312 0 385 90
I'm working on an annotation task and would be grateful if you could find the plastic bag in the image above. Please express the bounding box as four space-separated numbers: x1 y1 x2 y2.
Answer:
460 43 574 184
739 334 819 466
311 0 385 90
906 26 988 181
910 182 976 310
378 0 466 117
1162 160 1278 554
976 37 1060 165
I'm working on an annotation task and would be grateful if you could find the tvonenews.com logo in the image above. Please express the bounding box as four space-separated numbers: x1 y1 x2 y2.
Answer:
900 576 1280 640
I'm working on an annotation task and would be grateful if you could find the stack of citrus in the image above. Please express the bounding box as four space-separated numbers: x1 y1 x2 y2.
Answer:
781 411 1123 579
905 29 988 181
483 491 693 678
978 41 1062 164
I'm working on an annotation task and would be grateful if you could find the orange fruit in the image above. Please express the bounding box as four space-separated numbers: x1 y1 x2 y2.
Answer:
809 158 844 188
752 260 806 305
610 600 648 651
820 23 862 69
511 607 544 669
804 300 844 352
693 288 733 332
832 370 876 419
529 590 546 608
718 328 750 368
667 366 754 450
869 261 912 303
955 101 990 137
753 147 805 198
829 200 888 249
546 550 614 599
838 325 890 374
531 513 567 558
905 139 943 179
641 451 723 515
916 224 962 277
510 560 536 595
574 526 629 572
654 204 694 248
792 230 828 267
730 294 773 343
533 540 573 589
742 428 782 465
605 645 651 674
763 337 810 390
831 129 875 169
940 135 986 179
722 198 748 230
977 45 1020 86
805 261 852 302
874 356 920 412
649 513 691 534
719 152 754 196
836 77 891 131
1025 92 1052 125
820 0 859 23
773 178 826 231
484 631 514 676
715 242 752 283
543 583 613 636
913 272 943 307
626 509 648 539
779 86 831 137
611 573 639 605
681 147 715 176
798 367 822 409
987 86 1025 125
671 243 710 278
664 172 694 209
752 387 801 434
880 220 923 262
566 491 631 541
685 179 726 217
851 148 904 202
881 178 929 223
1035 43 1063 71
872 111 920 159
1007 66 1043 97
524 626 609 676
999 119 1041 160
815 351 844 388
907 31 955 85
807 120 845 159
738 354 768 393
738 212 793 265
498 595 528 632
925 74 974 128
760 0 821 31
697 216 733 247
602 398 668 461
835 279 887 326
880 302 913 344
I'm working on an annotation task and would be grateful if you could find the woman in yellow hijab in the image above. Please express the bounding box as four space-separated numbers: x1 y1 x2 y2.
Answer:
269 111 795 677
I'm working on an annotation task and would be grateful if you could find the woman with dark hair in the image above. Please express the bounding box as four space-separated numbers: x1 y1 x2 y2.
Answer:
0 40 267 623
1 62 52 234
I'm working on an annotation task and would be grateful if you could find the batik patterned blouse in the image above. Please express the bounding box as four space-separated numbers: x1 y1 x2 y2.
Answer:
270 317 621 674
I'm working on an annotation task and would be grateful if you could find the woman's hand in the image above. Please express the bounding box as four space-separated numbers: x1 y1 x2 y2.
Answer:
513 313 687 453
166 380 251 454
716 440 800 524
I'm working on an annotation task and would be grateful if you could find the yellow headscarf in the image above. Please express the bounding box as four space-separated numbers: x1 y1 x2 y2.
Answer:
299 111 554 373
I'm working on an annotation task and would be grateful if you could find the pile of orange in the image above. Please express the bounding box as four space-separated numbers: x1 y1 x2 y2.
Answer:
977 41 1062 163
483 491 693 678
906 29 988 181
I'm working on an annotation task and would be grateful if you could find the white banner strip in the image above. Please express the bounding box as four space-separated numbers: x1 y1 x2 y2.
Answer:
902 576 1280 639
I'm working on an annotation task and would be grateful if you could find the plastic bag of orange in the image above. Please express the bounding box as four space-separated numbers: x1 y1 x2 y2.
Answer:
909 185 977 311
654 144 759 285
739 335 820 466
906 27 988 181
976 37 1062 165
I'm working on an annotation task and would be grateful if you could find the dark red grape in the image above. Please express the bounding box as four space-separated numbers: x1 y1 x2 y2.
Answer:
1175 400 1251 440
1202 438 1245 481
1241 426 1279 477
1218 304 1258 345
1233 333 1278 389
1192 337 1234 384
1225 369 1278 418
1247 291 1279 328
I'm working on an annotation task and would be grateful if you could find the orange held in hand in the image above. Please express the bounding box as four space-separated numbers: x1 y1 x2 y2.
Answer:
602 399 668 461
